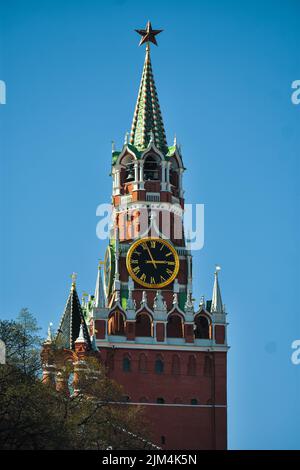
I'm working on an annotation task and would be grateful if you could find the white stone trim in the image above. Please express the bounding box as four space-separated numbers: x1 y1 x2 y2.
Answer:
114 402 227 408
95 340 229 352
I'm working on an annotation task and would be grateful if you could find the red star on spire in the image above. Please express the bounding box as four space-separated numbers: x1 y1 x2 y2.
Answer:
135 21 163 46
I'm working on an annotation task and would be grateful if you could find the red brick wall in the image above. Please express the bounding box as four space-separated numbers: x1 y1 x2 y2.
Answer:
95 320 106 339
215 325 225 344
101 347 227 450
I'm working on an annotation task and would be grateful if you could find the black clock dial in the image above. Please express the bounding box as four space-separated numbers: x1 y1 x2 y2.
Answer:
104 246 113 297
126 238 179 288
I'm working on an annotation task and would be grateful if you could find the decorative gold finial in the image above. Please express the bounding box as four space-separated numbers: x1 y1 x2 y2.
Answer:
71 272 77 288
135 21 163 47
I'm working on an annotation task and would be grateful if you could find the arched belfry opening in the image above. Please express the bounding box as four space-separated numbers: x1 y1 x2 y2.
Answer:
144 154 160 180
135 312 153 337
194 315 210 339
167 313 184 338
108 310 125 336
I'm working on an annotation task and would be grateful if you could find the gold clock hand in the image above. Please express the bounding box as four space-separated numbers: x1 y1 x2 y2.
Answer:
145 244 157 269
145 261 174 265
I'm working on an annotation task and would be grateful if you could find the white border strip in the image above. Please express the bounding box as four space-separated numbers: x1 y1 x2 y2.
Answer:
96 341 229 352
114 402 227 408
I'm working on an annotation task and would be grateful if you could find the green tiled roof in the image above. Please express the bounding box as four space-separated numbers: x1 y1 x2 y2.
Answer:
55 285 91 351
130 45 168 154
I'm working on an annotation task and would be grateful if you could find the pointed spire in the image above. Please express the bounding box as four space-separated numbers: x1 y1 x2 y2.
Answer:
153 290 167 312
127 276 136 310
75 322 87 344
211 266 223 313
46 322 53 343
140 290 148 308
130 44 168 153
55 277 92 350
185 291 194 312
199 295 206 310
94 263 106 308
124 131 129 145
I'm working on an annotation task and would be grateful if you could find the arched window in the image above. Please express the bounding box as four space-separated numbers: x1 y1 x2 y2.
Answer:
122 155 135 182
191 398 198 405
138 353 148 373
123 356 131 373
169 157 179 188
187 355 196 376
204 355 212 377
156 397 165 404
195 315 210 339
135 312 152 337
167 314 183 338
171 354 181 375
144 155 160 180
155 357 164 374
108 310 125 336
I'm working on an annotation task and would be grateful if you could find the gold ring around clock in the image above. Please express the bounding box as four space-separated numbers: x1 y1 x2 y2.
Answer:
126 237 180 289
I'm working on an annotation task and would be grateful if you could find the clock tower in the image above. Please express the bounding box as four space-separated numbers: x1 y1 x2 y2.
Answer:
43 22 229 450
89 23 228 450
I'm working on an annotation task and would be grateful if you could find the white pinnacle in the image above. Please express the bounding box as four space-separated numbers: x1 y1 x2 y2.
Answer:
211 266 223 313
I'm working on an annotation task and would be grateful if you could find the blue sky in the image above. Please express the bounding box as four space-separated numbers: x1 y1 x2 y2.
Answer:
1 0 299 449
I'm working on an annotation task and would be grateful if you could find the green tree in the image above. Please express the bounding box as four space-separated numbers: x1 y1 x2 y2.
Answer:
0 312 153 450
0 308 42 376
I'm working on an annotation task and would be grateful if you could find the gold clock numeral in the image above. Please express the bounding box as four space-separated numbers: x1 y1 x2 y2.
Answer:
160 244 164 251
166 268 173 276
150 240 156 248
133 266 140 274
160 275 166 282
168 261 175 265
150 277 155 284
131 259 138 265
140 273 146 282
166 252 172 257
141 243 147 250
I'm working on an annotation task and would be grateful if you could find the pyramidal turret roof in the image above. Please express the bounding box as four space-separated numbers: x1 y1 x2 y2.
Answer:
56 277 91 350
130 43 168 154
94 264 106 308
211 268 223 313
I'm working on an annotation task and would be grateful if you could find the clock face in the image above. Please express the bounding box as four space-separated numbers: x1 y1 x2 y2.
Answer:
104 246 113 297
126 238 179 289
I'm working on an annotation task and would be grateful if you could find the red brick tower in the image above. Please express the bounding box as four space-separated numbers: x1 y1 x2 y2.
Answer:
43 22 229 450
87 23 229 450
